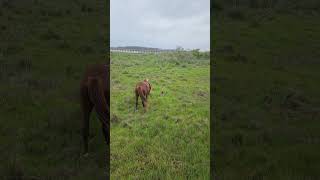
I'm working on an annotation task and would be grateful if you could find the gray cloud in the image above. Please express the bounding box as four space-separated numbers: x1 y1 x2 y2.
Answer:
111 0 210 50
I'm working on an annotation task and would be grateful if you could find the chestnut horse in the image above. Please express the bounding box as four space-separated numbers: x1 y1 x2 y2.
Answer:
80 64 109 154
135 79 152 112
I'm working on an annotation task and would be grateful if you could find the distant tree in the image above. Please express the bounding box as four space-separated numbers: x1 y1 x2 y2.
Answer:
192 49 201 59
176 46 184 51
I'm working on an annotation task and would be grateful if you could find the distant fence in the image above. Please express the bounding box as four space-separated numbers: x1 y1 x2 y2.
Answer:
110 48 178 54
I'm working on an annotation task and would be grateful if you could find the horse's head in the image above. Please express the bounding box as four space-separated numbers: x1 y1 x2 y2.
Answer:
144 79 152 92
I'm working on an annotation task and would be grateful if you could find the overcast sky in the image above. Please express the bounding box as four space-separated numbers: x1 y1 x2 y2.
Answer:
111 0 210 50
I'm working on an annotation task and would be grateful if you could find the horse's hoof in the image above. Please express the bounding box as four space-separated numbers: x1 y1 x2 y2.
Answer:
83 153 89 157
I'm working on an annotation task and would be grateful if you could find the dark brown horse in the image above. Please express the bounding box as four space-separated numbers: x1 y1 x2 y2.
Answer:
135 79 152 112
80 64 109 154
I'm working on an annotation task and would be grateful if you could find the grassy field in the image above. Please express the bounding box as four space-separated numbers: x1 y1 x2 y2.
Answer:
213 2 320 179
2 0 320 179
0 0 108 179
110 52 210 179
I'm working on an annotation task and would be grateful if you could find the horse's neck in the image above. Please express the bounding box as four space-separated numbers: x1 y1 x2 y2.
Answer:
143 81 150 90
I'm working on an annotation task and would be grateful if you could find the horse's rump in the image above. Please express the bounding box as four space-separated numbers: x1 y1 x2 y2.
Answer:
88 77 109 127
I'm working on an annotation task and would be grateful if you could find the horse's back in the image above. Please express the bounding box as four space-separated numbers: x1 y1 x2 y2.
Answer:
82 64 109 93
135 82 149 96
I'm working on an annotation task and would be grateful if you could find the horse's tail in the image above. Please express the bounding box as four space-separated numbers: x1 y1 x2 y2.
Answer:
88 77 109 128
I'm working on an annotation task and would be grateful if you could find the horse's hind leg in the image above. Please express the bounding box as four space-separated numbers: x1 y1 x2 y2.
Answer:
80 87 93 154
142 100 147 112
